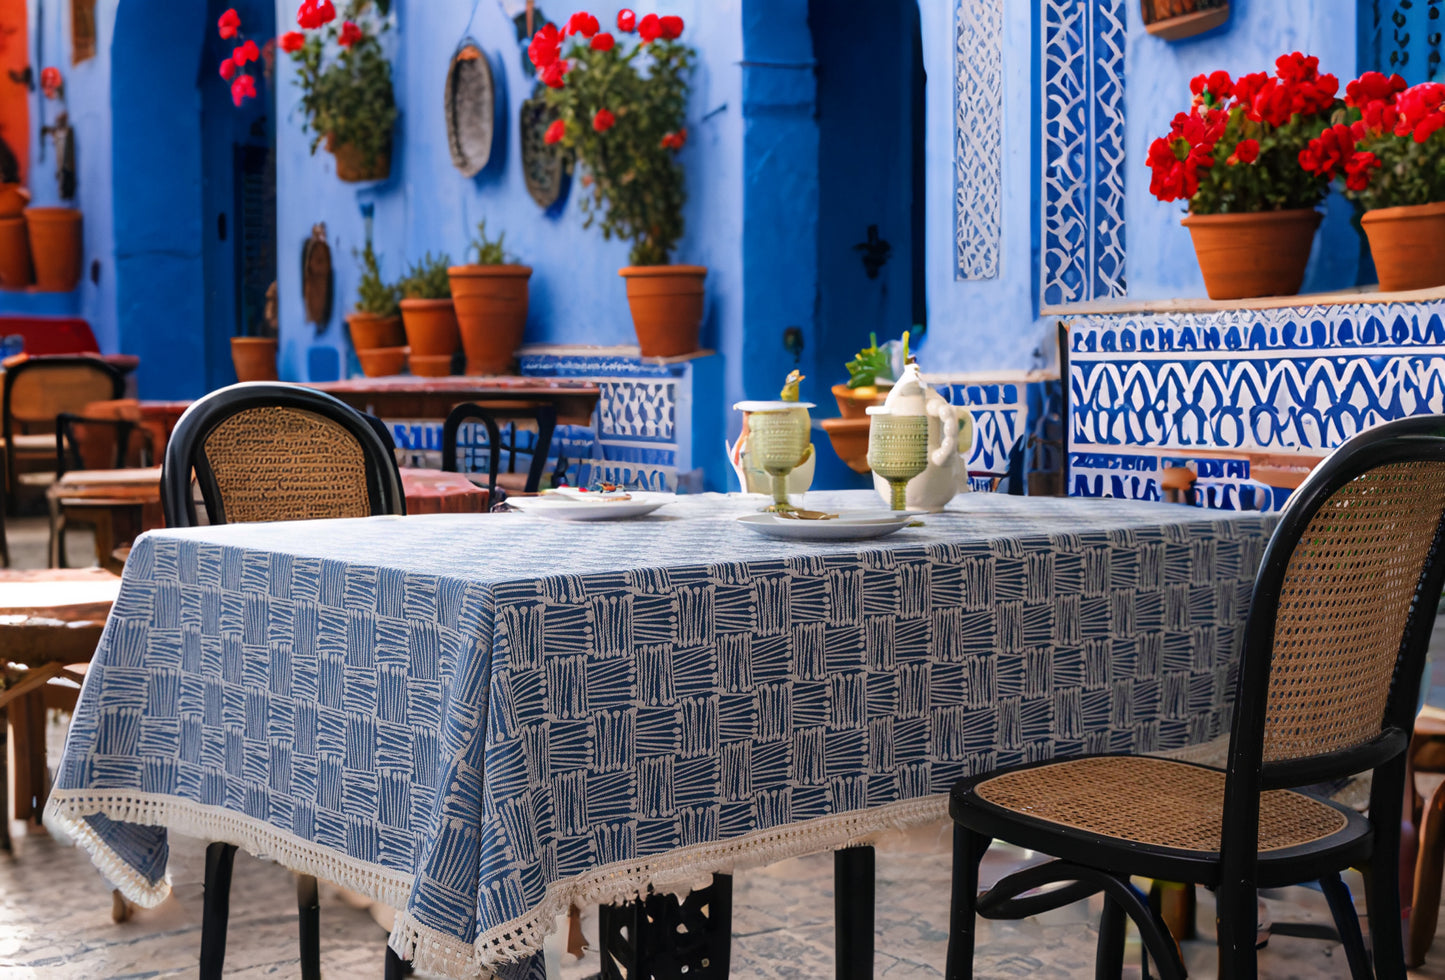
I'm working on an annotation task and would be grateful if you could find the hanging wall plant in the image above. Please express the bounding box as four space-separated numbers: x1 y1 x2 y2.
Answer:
279 0 398 183
529 9 705 357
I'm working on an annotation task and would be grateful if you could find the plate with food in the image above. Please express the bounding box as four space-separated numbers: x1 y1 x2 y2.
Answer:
735 509 918 541
506 488 676 521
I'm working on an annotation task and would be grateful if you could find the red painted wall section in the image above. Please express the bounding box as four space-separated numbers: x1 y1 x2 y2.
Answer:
0 0 27 185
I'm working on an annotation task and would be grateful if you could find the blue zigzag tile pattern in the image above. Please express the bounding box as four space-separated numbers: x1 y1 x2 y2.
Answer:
48 492 1272 977
1066 300 1445 508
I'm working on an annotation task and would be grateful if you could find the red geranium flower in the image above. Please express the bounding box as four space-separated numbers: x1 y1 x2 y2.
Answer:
1299 124 1357 179
617 9 636 32
661 128 688 150
544 119 566 144
540 59 569 89
219 57 238 80
1345 151 1381 191
566 12 600 38
659 15 684 40
231 73 257 107
1228 137 1259 165
591 32 615 52
280 31 306 53
338 21 364 47
1346 71 1407 108
297 0 336 30
39 66 62 99
233 39 261 65
1393 82 1445 142
638 13 662 42
528 23 563 69
593 108 616 132
1190 69 1232 106
218 8 241 39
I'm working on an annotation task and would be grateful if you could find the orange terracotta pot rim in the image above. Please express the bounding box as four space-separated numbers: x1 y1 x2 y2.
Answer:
231 337 277 346
400 297 455 309
618 264 708 278
448 264 533 278
831 382 894 393
1181 208 1321 228
1359 200 1445 224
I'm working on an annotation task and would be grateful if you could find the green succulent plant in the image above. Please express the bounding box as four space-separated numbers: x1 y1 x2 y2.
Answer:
469 220 509 266
353 241 400 317
399 252 453 300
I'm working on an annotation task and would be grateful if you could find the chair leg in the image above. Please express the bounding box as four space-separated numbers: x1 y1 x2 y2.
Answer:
1215 881 1259 980
945 826 990 980
0 702 10 853
200 842 238 980
1320 873 1373 980
1411 775 1445 967
835 845 874 980
1096 897 1127 978
384 946 414 979
1367 758 1410 979
297 873 320 980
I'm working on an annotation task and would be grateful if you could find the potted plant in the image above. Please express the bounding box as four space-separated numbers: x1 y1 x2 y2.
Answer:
25 66 81 292
1300 72 1445 291
399 252 458 377
834 332 909 419
1147 53 1340 299
279 0 398 183
449 221 531 376
347 240 406 376
232 282 281 382
0 134 29 289
530 9 701 357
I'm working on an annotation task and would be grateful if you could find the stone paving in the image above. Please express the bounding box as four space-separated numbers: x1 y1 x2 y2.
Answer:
8 516 1445 978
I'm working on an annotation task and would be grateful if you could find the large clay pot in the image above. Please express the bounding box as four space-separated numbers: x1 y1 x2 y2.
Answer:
1181 209 1321 300
357 345 409 378
25 207 83 292
347 311 405 352
619 265 707 358
0 216 32 288
1360 201 1445 292
832 382 890 420
231 337 279 382
327 133 391 183
449 264 531 375
400 298 460 357
0 184 30 218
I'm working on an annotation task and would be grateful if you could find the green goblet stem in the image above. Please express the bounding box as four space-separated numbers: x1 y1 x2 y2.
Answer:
771 473 792 511
888 479 908 512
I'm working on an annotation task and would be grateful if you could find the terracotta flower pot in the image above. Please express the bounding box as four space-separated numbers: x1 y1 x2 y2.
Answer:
400 298 460 358
231 337 278 382
0 216 32 288
347 311 405 352
1181 209 1321 300
408 353 454 378
357 345 409 378
1360 201 1445 292
0 184 30 218
327 133 391 183
449 264 531 375
25 207 83 292
619 265 707 358
820 416 872 473
832 382 890 420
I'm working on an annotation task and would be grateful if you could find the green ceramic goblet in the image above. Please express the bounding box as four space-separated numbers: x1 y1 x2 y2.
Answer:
868 413 929 511
747 407 812 512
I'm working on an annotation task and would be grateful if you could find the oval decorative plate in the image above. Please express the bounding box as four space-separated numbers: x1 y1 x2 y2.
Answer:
445 42 496 177
521 85 572 210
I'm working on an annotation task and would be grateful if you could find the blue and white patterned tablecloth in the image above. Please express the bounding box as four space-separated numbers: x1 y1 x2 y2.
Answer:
47 491 1274 978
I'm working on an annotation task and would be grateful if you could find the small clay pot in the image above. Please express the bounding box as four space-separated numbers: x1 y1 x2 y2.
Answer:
0 215 32 288
1360 201 1445 292
0 184 30 218
25 206 83 292
619 265 707 358
1181 209 1321 300
357 345 409 378
409 353 455 378
400 298 460 358
327 133 392 183
347 312 405 352
449 264 531 375
832 382 890 420
231 337 278 382
820 416 872 473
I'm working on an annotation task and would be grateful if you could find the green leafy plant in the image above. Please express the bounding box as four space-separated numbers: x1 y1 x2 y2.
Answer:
845 331 910 389
399 252 453 300
353 241 399 317
529 11 693 266
281 0 398 172
469 220 509 266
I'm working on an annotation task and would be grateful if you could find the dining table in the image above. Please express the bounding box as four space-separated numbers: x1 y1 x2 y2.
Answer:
45 490 1276 978
310 376 602 428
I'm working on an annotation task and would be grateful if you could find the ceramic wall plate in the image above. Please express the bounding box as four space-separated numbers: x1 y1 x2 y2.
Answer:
507 491 676 521
446 42 496 177
521 86 571 210
736 511 916 541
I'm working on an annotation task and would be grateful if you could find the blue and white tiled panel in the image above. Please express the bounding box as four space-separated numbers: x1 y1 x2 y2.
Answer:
1069 451 1292 513
931 377 1064 492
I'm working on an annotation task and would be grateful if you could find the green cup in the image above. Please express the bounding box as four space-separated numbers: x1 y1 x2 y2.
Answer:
747 407 812 511
868 413 929 511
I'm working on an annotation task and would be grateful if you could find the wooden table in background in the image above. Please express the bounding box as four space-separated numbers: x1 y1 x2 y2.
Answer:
311 376 602 427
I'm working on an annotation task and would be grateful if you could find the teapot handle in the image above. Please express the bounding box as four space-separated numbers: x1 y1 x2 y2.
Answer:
928 399 958 468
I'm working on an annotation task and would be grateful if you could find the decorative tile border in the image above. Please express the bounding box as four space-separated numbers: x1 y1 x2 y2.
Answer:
955 0 1003 280
1038 0 1127 308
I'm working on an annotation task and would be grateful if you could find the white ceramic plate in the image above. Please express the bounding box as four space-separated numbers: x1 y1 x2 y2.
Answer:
736 510 917 541
507 491 676 521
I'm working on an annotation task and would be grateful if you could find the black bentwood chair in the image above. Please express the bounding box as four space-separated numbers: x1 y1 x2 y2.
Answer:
946 414 1445 979
441 399 561 496
161 383 408 980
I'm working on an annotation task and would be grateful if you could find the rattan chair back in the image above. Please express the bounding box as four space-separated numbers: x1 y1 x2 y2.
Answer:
161 383 405 528
3 357 124 429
